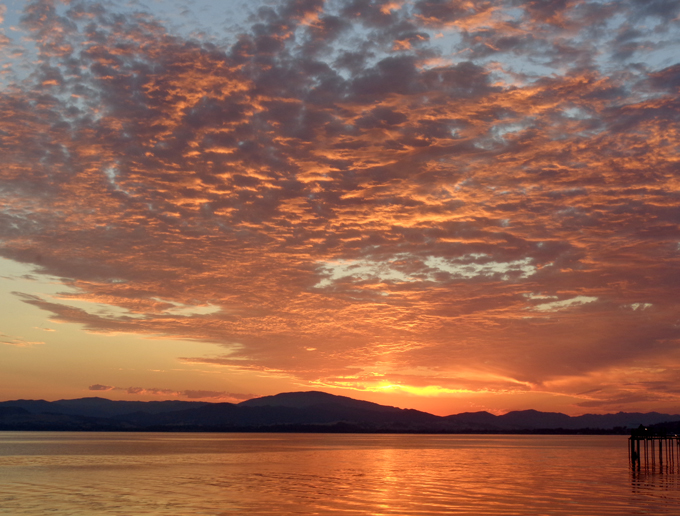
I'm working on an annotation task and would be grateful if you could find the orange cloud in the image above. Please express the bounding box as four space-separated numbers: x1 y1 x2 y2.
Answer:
1 0 679 414
0 333 45 348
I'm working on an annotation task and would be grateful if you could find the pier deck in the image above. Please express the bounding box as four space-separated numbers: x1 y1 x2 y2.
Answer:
629 430 680 471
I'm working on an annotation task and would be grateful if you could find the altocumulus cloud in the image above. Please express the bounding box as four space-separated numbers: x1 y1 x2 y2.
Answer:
1 0 680 412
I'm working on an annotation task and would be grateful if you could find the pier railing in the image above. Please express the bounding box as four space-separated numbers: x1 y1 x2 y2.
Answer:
629 428 680 471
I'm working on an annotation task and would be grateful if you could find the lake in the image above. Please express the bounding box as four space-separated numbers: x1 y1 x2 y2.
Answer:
0 432 678 515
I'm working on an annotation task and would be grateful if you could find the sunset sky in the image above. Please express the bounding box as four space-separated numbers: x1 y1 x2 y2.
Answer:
1 0 679 416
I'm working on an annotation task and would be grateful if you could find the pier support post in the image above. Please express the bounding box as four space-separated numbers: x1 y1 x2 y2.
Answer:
629 431 679 470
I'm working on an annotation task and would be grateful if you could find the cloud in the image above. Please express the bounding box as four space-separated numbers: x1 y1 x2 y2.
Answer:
88 384 114 391
88 383 252 401
531 295 598 312
183 390 252 400
0 333 45 348
1 0 679 413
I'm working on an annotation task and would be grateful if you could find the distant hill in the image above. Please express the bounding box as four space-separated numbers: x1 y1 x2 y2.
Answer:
1 397 209 418
239 390 398 411
1 391 679 433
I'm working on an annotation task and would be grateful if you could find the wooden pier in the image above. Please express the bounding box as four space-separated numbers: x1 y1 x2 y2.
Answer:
629 427 680 471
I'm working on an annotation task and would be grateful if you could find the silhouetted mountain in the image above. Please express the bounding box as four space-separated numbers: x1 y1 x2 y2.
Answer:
1 392 679 433
498 409 573 430
121 393 449 432
571 412 680 430
2 397 209 418
239 391 401 412
0 406 29 418
443 411 503 431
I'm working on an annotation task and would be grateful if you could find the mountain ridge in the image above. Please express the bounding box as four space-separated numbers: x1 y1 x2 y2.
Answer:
1 391 678 433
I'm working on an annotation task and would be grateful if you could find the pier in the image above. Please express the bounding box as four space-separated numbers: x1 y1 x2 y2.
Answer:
629 427 680 471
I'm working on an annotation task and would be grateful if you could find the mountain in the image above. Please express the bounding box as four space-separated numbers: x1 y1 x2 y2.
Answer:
1 397 209 418
239 390 399 411
1 391 679 433
114 392 451 432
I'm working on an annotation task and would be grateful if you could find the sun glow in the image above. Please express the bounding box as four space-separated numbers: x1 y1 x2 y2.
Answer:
372 383 473 397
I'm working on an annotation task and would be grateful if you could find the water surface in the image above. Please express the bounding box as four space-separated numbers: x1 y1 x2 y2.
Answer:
0 432 678 515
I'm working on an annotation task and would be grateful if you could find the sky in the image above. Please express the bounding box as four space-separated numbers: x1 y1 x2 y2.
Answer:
0 0 679 416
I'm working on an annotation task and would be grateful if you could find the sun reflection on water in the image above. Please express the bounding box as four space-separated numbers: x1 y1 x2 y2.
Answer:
1 433 680 515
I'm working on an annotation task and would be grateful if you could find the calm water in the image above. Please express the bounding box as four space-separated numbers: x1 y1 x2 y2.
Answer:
0 432 678 515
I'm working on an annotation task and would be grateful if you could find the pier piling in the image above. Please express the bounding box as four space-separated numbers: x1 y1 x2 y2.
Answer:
630 427 680 472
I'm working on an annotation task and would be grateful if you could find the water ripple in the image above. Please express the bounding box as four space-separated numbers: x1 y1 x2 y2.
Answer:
1 433 679 515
